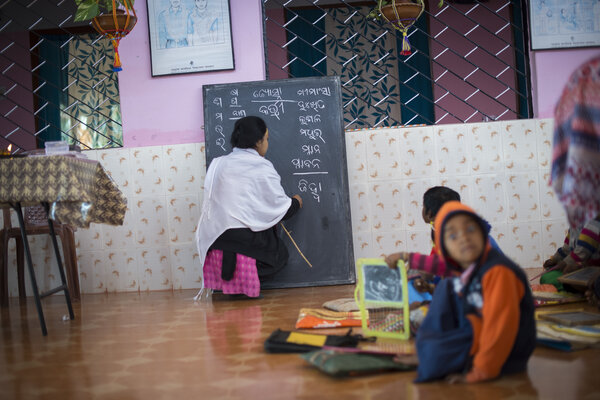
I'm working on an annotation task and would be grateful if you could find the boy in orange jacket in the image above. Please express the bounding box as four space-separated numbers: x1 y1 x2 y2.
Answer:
396 201 536 383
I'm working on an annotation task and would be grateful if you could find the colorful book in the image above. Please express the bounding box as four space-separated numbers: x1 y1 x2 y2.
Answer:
532 291 585 307
295 308 363 329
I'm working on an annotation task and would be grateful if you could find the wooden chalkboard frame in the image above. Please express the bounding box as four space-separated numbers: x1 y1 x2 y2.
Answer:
539 311 600 327
202 76 355 289
558 267 600 288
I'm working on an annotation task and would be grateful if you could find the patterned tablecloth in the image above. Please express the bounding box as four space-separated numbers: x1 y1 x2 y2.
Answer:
0 155 127 228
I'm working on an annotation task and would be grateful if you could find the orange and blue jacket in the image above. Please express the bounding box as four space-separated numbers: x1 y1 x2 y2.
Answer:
433 201 536 383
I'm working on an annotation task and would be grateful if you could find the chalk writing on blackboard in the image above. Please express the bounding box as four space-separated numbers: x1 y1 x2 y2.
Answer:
298 100 326 112
231 110 246 119
297 87 331 97
291 158 322 170
292 172 329 176
298 179 322 203
300 129 326 143
216 137 226 151
299 115 321 125
301 145 320 155
362 264 403 302
258 102 284 120
252 98 297 120
253 88 282 97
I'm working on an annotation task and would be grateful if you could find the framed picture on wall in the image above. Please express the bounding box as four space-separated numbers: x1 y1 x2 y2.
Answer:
528 1 600 50
146 0 235 76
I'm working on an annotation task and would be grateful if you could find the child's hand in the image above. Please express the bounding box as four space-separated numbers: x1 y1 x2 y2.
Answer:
563 264 583 274
585 270 600 309
552 260 567 272
585 288 599 309
385 252 409 269
556 261 582 274
446 373 466 384
413 278 435 294
543 258 557 269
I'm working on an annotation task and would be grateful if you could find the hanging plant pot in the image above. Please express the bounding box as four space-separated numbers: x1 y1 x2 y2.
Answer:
92 11 137 34
380 1 423 22
378 0 425 56
91 9 137 72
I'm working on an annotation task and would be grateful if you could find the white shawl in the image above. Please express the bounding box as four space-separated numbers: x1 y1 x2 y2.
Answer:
195 147 292 271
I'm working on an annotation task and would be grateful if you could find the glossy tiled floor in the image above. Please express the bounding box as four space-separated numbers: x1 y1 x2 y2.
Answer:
1 285 599 400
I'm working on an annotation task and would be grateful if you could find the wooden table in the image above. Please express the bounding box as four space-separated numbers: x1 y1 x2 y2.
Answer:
0 155 127 335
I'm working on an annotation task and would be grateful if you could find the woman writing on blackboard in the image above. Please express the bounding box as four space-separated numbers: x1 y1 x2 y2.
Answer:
195 116 303 299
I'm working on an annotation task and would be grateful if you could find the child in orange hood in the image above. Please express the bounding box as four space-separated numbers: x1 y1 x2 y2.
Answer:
406 201 535 383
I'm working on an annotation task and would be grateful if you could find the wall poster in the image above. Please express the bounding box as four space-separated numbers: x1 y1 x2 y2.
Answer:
147 0 235 76
529 0 600 50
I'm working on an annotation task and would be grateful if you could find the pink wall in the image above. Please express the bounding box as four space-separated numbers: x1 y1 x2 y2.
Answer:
531 48 600 118
117 0 265 147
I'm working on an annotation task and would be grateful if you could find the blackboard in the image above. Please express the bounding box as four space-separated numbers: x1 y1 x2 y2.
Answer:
202 76 355 288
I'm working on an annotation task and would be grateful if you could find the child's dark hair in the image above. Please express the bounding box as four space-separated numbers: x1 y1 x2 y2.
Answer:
423 186 461 218
230 116 267 149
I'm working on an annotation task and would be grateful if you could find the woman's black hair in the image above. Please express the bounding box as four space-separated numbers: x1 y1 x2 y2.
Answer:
423 186 461 219
230 116 267 149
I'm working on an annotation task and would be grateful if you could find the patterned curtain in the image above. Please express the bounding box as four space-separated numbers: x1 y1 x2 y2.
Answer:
325 7 401 129
282 6 435 128
61 34 123 149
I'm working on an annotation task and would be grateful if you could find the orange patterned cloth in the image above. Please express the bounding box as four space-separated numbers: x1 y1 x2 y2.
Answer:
295 308 363 329
530 284 558 293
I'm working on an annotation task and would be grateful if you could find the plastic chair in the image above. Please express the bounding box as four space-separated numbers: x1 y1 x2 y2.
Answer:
0 206 79 306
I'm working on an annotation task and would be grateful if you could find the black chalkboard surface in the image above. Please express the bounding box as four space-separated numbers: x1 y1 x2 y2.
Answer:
202 76 355 288
362 264 403 303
